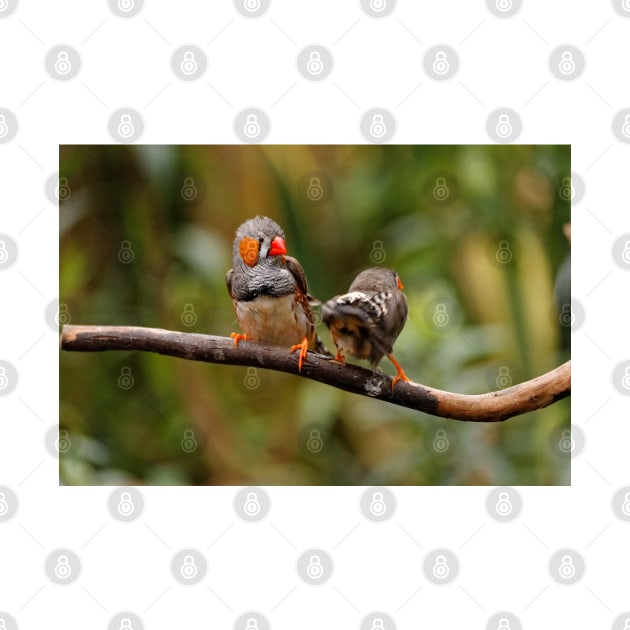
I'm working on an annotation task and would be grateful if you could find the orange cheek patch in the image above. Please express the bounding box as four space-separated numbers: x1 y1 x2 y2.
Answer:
239 237 260 267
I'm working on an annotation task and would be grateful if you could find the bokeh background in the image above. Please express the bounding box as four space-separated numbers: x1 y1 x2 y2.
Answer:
59 144 570 486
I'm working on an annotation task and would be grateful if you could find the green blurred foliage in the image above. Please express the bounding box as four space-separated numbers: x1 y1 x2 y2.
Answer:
60 145 571 485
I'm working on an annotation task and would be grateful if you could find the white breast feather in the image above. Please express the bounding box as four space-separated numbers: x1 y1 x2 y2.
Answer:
235 294 309 346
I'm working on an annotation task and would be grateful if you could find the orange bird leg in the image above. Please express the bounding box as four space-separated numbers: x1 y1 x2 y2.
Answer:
335 350 346 363
289 336 310 372
387 352 410 390
230 332 251 347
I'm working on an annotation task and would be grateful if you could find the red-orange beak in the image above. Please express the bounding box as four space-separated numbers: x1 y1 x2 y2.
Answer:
269 236 287 256
397 275 404 290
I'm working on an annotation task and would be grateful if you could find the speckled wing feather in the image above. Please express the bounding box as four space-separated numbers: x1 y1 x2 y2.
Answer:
322 294 388 362
225 268 234 298
322 268 408 365
284 255 308 296
331 290 393 323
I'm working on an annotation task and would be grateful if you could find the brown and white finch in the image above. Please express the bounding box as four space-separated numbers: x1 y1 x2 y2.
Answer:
226 216 317 371
321 267 411 387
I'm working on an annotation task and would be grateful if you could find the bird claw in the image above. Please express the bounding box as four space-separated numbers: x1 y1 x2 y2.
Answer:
388 353 411 392
230 332 251 347
289 337 309 372
391 374 409 390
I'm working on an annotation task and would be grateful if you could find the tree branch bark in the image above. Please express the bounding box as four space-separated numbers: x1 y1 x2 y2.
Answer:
60 325 570 423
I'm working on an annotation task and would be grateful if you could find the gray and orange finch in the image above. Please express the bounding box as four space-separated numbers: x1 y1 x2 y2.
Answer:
226 216 317 371
322 267 411 387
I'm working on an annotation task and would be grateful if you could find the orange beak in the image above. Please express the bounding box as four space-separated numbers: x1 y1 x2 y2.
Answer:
269 236 287 256
397 275 404 290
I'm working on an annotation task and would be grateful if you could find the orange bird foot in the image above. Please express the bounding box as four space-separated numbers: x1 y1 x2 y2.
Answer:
289 337 310 372
334 350 346 363
230 332 251 347
387 352 411 391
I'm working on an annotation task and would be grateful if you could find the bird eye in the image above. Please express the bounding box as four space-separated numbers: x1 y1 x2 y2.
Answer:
258 236 264 243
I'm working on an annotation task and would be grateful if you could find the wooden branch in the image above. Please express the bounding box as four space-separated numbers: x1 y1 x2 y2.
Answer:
60 325 570 423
